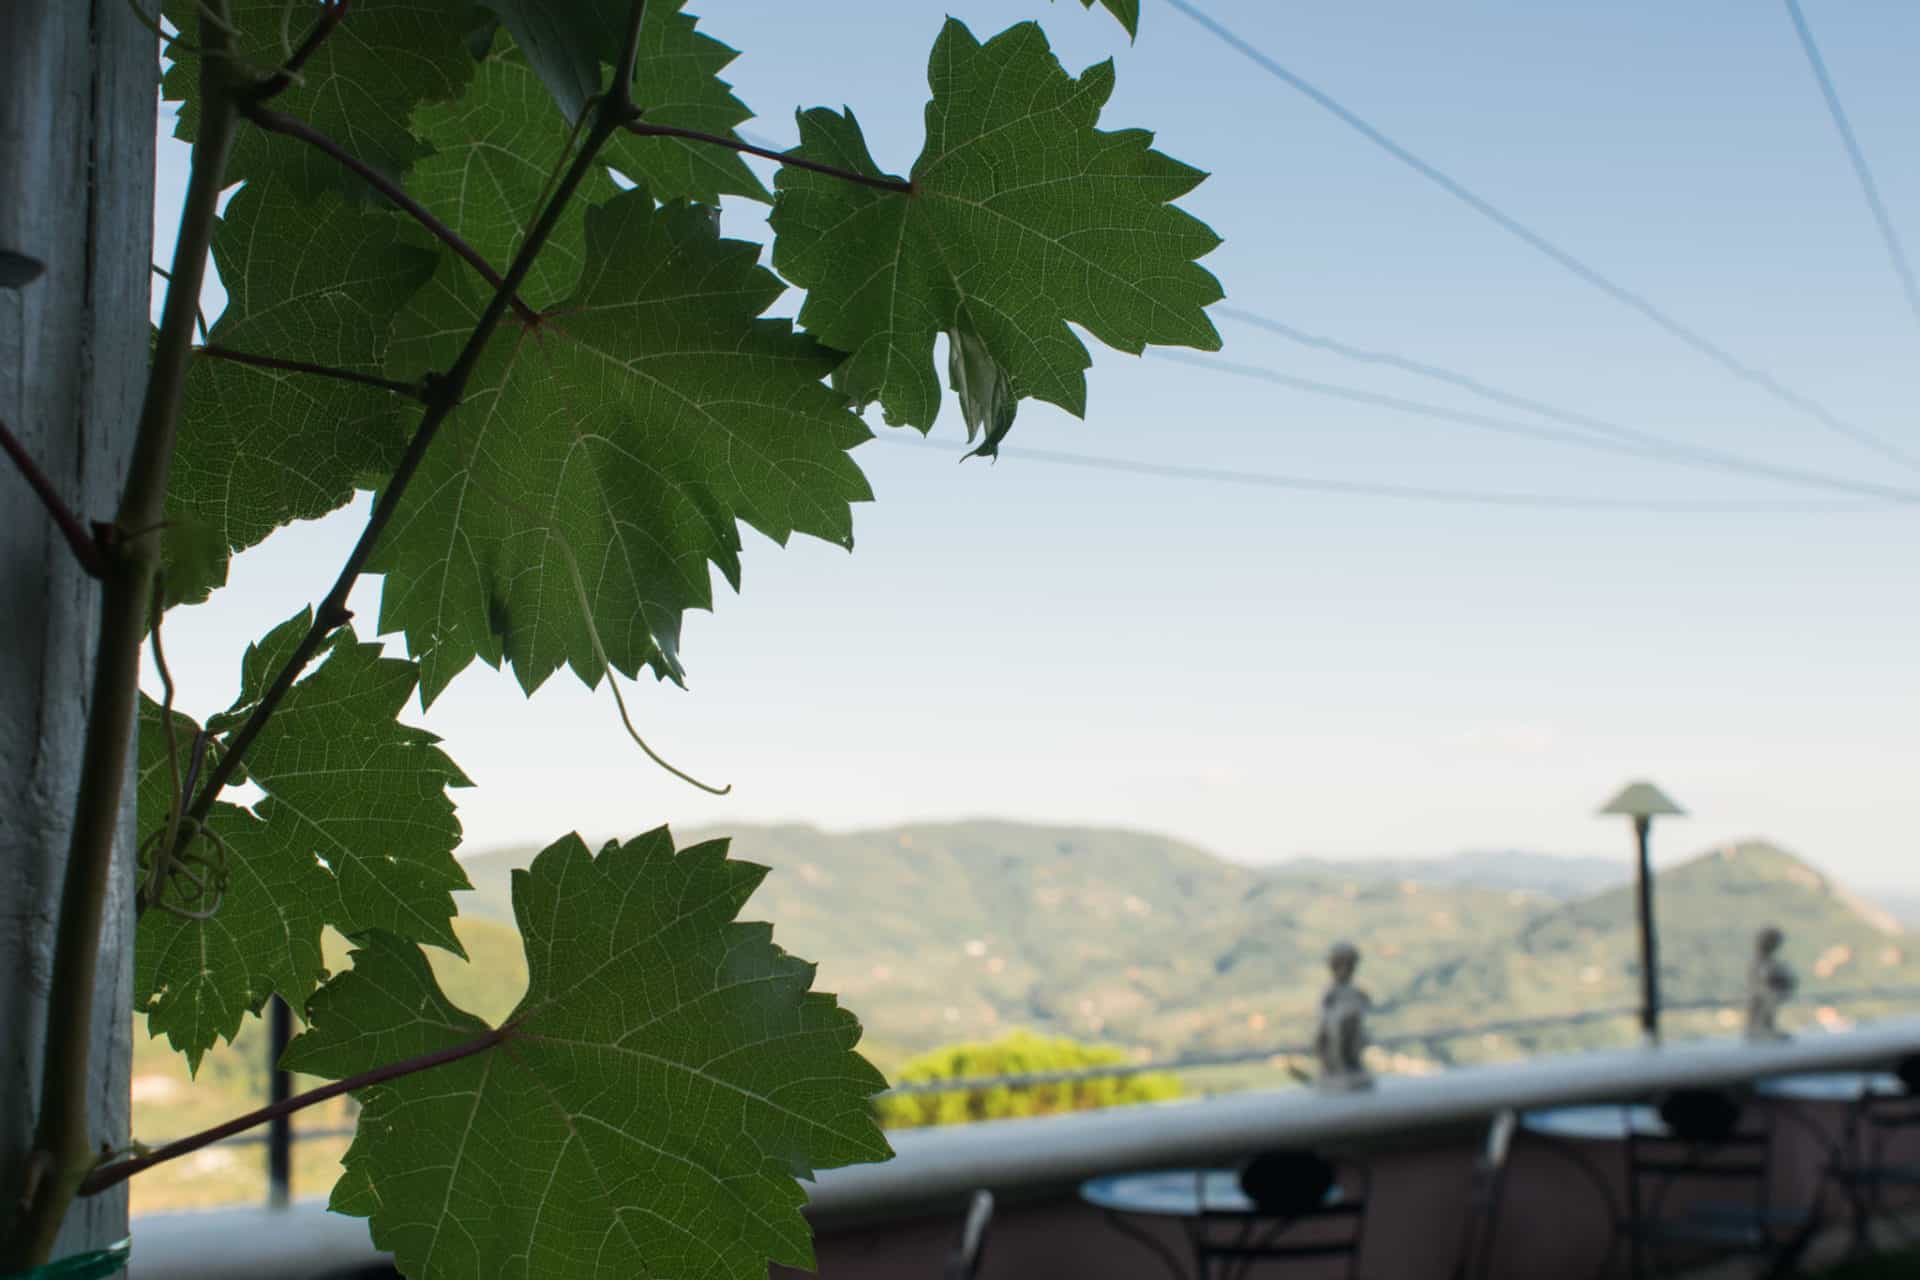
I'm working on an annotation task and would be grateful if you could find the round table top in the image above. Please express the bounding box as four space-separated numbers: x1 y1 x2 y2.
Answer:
1081 1169 1255 1216
1756 1071 1905 1101
1521 1104 1664 1141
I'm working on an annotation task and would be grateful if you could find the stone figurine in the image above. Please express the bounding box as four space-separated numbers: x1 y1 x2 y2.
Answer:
1744 925 1796 1042
1314 941 1374 1090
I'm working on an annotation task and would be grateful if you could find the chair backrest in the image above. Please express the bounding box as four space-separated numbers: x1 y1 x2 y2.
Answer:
1658 1089 1742 1142
1452 1109 1518 1280
1194 1150 1367 1279
943 1189 994 1280
1627 1090 1773 1228
1238 1149 1337 1216
1844 1081 1920 1172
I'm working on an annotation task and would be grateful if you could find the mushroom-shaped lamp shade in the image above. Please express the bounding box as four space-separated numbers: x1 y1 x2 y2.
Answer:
1598 781 1686 820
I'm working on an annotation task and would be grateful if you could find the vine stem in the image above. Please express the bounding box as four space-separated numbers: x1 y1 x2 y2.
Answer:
240 103 541 327
249 0 348 102
174 0 651 855
0 417 106 578
77 1022 514 1195
624 122 913 194
197 344 426 399
4 5 240 1269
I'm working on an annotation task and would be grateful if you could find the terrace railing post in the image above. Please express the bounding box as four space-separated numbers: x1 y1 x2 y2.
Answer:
267 996 292 1208
0 1 153 1260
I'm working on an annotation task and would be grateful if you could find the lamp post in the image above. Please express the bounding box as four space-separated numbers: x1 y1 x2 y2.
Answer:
1598 780 1686 1044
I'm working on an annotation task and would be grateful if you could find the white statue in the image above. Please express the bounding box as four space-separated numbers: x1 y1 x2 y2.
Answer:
1744 925 1795 1042
1314 941 1374 1091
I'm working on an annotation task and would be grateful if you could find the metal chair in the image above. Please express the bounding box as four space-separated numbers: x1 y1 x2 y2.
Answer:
1623 1088 1818 1280
1829 1072 1920 1258
1190 1150 1368 1279
1453 1109 1517 1280
944 1188 994 1280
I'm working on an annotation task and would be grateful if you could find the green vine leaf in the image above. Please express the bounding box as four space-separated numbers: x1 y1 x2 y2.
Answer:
1059 0 1140 38
135 615 471 1068
769 19 1222 453
371 187 871 702
403 50 758 319
476 0 766 207
283 830 890 1279
164 179 435 606
162 0 483 198
133 699 295 1071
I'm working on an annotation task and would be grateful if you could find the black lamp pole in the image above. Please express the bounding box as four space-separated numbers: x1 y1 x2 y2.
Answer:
1632 814 1659 1042
1600 780 1683 1047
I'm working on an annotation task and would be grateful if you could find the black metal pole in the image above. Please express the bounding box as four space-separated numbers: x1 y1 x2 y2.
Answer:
1633 815 1660 1043
267 995 292 1207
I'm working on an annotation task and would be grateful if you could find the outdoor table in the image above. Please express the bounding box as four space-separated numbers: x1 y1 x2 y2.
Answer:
1511 1105 1661 1280
1079 1167 1344 1280
1758 1069 1911 1233
1756 1071 1903 1102
1521 1103 1664 1141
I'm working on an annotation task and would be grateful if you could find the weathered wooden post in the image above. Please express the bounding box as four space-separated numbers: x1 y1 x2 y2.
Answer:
1 1 155 1263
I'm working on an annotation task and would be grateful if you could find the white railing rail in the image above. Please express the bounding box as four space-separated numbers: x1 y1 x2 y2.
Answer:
881 984 1920 1097
127 1013 1920 1277
810 1014 1920 1223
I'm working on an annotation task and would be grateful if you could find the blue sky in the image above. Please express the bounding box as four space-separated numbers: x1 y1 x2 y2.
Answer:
151 1 1920 889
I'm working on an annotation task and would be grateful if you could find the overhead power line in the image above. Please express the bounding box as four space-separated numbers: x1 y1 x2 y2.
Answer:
1211 305 1920 504
1146 346 1920 507
1782 0 1920 334
871 432 1869 514
1161 0 1920 470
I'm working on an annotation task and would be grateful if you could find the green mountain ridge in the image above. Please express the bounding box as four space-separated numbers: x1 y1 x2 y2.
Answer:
451 822 1916 1065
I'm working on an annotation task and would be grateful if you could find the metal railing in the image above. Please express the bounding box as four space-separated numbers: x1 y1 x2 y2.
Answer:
156 983 1920 1206
881 984 1920 1097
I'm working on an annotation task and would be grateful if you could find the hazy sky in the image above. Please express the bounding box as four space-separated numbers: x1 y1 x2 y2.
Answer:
150 1 1920 889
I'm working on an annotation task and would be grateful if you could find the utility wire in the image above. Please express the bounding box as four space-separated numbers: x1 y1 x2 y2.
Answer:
1147 346 1920 507
1782 0 1920 333
1212 305 1920 503
872 432 1868 514
1161 0 1920 470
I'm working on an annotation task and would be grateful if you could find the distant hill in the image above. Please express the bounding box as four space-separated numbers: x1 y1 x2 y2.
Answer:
128 823 1917 1215
1277 849 1625 901
452 823 1914 1065
1390 839 1914 1057
1869 889 1920 930
458 821 1535 1059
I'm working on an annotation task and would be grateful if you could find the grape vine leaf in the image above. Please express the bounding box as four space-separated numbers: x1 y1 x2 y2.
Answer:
476 0 766 209
402 51 758 320
164 179 436 607
161 0 483 199
1059 0 1140 38
371 187 871 703
135 614 471 1068
769 20 1222 453
282 830 891 1279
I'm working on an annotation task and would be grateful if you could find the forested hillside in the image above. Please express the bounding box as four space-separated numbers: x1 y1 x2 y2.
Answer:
455 823 1912 1060
131 821 1912 1214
